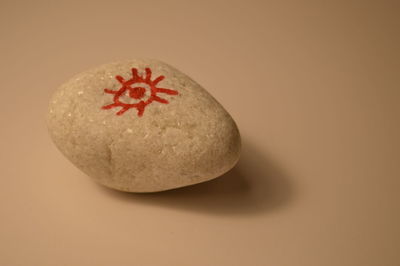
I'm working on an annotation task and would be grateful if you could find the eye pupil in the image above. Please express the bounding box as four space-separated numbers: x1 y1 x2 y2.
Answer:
129 87 146 99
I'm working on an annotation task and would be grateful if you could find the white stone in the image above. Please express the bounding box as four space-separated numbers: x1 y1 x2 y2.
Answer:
47 59 241 192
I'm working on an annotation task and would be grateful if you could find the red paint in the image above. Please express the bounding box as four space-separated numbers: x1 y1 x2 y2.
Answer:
102 67 178 117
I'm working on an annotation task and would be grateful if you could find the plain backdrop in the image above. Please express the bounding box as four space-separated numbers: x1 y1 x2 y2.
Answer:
0 0 399 265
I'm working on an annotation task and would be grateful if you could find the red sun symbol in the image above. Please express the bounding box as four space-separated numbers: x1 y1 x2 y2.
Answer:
102 67 178 117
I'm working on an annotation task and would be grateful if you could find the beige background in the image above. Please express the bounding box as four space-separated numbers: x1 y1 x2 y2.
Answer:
1 0 399 265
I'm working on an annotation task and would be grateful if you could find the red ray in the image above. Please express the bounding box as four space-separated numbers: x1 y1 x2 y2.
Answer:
116 107 129 115
156 88 179 95
137 103 145 116
153 75 164 85
115 75 125 84
131 68 139 79
104 88 118 94
145 68 152 81
153 96 169 104
102 103 117 109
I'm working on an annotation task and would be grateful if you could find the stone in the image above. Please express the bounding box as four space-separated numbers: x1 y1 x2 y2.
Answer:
47 59 241 192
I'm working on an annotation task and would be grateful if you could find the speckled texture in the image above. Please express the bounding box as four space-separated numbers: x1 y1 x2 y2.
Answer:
47 59 241 192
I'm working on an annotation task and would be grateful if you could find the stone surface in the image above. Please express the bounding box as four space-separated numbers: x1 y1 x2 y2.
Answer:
47 59 241 192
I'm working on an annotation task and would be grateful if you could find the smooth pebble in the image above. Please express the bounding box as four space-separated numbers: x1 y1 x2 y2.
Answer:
47 59 241 192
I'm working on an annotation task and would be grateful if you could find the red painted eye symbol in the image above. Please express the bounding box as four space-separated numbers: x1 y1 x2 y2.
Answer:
102 67 178 117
